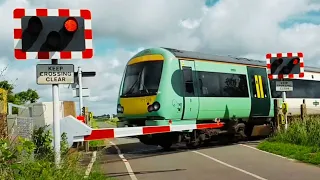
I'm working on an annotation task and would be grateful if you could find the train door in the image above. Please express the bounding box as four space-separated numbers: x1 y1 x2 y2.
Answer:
247 67 271 116
180 60 199 120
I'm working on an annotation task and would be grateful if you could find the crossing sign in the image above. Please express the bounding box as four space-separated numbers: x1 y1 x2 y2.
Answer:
276 81 293 92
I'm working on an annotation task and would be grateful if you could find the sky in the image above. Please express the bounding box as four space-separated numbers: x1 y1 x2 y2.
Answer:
0 0 319 116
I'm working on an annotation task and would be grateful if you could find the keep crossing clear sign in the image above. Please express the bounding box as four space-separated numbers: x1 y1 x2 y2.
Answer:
36 64 75 85
276 81 293 92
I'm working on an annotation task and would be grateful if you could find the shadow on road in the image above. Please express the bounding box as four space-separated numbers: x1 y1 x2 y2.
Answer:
106 168 186 178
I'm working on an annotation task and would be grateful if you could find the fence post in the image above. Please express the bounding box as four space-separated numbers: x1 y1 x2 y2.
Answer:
273 99 281 131
300 99 307 121
83 107 90 152
0 88 8 138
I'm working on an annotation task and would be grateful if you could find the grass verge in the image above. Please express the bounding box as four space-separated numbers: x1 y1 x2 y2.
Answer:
105 118 118 126
1 126 110 179
257 116 320 166
257 141 320 165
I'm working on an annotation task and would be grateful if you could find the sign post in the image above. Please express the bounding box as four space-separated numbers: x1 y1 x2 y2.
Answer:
266 52 304 131
275 81 293 128
13 8 93 167
51 59 61 164
72 71 96 115
78 67 84 116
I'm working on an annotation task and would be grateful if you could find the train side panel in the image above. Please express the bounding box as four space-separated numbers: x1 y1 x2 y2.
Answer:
146 55 185 124
194 60 252 120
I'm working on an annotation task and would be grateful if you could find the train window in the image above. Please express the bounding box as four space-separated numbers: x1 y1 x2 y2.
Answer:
198 72 220 96
270 79 320 98
182 67 194 94
198 71 249 97
219 73 249 97
183 67 193 82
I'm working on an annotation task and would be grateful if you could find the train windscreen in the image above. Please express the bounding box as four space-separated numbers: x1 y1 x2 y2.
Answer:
121 61 163 97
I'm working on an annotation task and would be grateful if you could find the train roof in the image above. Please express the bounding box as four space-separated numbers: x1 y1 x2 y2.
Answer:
162 47 320 73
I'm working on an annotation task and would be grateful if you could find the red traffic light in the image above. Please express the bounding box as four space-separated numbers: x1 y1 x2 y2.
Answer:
64 17 78 33
292 58 300 65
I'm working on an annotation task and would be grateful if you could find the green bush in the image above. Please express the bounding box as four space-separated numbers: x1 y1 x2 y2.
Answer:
258 116 320 165
0 126 107 180
268 116 320 147
32 125 69 160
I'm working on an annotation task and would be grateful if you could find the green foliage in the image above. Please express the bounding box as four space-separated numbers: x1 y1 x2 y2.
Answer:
0 80 14 94
0 126 108 179
0 80 40 114
267 116 320 147
257 141 320 165
31 126 69 160
105 118 119 126
258 116 320 165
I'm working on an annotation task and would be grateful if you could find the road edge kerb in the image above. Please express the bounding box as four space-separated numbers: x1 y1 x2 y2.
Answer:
84 151 97 178
239 144 297 162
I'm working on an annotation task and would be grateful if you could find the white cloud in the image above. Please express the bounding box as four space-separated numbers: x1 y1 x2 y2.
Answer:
0 0 319 115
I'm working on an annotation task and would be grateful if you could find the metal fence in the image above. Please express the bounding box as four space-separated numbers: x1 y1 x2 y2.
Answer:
7 115 33 140
7 103 34 141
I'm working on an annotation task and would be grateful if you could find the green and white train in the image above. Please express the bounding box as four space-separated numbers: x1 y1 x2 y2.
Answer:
116 47 320 149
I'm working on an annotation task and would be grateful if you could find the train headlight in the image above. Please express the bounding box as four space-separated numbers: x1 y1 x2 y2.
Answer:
152 101 161 111
117 104 124 113
147 101 160 112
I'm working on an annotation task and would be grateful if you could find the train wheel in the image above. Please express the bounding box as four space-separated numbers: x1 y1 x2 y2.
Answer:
186 130 203 149
234 123 247 142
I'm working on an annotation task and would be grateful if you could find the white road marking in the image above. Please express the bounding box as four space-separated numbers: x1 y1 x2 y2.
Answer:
110 141 138 180
192 151 268 180
239 144 296 162
84 151 97 178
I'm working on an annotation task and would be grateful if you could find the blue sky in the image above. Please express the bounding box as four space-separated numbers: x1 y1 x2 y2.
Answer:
280 10 320 27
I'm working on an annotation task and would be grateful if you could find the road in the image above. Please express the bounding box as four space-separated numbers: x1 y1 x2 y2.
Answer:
92 122 320 180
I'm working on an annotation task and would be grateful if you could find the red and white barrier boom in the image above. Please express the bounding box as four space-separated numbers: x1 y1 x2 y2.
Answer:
60 116 225 147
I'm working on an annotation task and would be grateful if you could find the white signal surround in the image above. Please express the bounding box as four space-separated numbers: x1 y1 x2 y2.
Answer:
13 8 93 60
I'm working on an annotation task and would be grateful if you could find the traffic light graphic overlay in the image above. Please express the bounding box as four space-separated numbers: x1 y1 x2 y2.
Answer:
21 16 85 52
13 8 93 60
266 52 304 79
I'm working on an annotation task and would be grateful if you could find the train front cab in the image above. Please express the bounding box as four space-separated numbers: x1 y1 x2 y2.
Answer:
116 48 183 127
115 48 186 147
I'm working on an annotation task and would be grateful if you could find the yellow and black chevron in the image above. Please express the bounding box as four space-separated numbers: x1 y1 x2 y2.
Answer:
254 75 265 98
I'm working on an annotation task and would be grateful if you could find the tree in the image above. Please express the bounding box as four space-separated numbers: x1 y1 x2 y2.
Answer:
0 81 40 114
0 81 14 94
15 89 39 104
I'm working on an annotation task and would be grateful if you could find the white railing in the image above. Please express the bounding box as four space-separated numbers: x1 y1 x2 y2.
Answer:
8 102 33 117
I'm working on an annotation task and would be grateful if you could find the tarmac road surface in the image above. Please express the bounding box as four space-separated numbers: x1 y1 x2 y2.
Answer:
95 137 320 180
